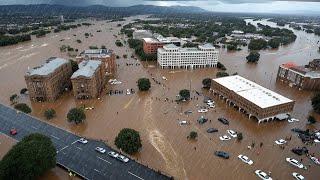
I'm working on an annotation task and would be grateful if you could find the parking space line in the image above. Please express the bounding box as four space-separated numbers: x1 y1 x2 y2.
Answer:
97 156 112 164
31 126 38 129
76 146 82 151
94 169 101 173
71 140 78 145
50 135 60 140
128 171 144 180
57 145 69 153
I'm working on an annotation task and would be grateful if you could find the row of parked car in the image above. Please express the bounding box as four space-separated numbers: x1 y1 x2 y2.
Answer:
77 138 130 163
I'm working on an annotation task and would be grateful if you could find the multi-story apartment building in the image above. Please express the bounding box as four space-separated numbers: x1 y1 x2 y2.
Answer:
211 75 295 123
276 59 320 90
71 60 105 99
157 43 219 69
25 57 72 102
76 49 116 75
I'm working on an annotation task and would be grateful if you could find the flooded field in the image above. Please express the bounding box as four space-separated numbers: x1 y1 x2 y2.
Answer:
0 16 319 179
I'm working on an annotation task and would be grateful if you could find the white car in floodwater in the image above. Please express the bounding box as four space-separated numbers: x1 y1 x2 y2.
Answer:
286 158 306 169
292 172 305 180
227 130 237 138
179 120 189 126
198 109 208 113
255 170 272 180
238 154 253 165
162 76 167 80
219 135 231 141
288 118 300 123
275 139 287 145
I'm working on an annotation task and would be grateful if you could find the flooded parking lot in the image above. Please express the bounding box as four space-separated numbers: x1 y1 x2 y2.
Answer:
0 16 319 179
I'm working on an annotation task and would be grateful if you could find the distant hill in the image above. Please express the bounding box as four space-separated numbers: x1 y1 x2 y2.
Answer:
0 4 207 16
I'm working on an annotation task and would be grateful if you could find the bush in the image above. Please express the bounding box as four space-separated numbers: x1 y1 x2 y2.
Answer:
246 51 260 63
188 131 198 140
14 103 31 114
76 39 82 43
115 40 123 47
20 88 28 94
44 109 56 120
311 93 320 114
217 62 226 71
179 89 190 100
0 133 56 180
216 72 229 78
115 128 142 154
137 78 151 91
202 78 212 89
67 108 86 124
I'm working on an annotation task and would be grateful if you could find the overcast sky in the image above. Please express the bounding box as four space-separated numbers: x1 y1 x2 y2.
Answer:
1 0 320 14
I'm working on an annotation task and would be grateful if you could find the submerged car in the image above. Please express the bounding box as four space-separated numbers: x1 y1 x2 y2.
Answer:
198 109 208 113
227 130 237 138
219 135 231 141
238 154 253 165
292 172 305 180
207 128 218 133
214 151 229 159
255 170 272 180
198 116 208 124
286 158 306 169
218 117 229 125
275 139 287 145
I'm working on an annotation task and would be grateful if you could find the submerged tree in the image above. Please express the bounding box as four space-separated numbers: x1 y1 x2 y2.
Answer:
115 128 142 154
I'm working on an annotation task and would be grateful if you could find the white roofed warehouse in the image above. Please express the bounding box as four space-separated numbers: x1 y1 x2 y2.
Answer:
71 60 105 99
211 75 295 123
25 57 73 102
157 43 219 69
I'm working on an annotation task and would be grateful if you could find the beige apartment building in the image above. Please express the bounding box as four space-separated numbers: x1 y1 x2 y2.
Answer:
76 49 116 75
71 60 105 99
25 57 72 102
211 75 295 123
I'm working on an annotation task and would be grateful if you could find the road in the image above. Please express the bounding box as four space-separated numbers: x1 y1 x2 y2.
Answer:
0 104 171 180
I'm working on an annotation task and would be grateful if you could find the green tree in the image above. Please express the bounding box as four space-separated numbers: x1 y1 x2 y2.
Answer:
188 131 198 140
67 108 86 124
76 39 82 43
0 133 56 179
217 62 226 71
115 128 142 154
268 38 281 49
216 72 229 78
248 39 268 50
307 115 317 124
246 51 260 63
9 94 18 104
179 89 190 100
14 103 31 114
137 78 151 91
44 108 56 120
202 78 212 89
311 93 320 114
69 59 79 73
20 88 28 94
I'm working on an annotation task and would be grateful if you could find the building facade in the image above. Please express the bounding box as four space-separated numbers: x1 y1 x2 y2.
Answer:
76 49 116 75
211 75 295 123
157 43 219 69
25 57 73 102
71 60 105 99
276 60 320 90
143 38 164 54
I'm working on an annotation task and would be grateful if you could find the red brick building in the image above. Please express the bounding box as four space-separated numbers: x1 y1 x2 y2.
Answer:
142 38 164 54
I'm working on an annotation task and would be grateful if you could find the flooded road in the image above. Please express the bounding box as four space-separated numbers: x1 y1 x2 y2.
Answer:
0 16 319 179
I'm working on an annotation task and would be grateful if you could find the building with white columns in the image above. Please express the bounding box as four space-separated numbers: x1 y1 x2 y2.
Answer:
157 43 219 69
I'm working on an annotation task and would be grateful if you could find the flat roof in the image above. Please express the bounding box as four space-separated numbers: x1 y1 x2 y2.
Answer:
27 57 69 76
71 60 101 79
142 38 160 43
213 75 293 109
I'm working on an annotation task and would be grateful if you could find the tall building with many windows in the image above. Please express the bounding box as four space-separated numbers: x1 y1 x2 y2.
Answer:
25 57 72 102
71 60 105 99
157 43 219 69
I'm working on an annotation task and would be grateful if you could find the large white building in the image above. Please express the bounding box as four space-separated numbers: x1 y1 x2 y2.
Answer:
157 43 219 69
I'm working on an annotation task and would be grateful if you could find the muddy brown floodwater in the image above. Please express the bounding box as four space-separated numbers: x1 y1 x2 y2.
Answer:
0 16 319 179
